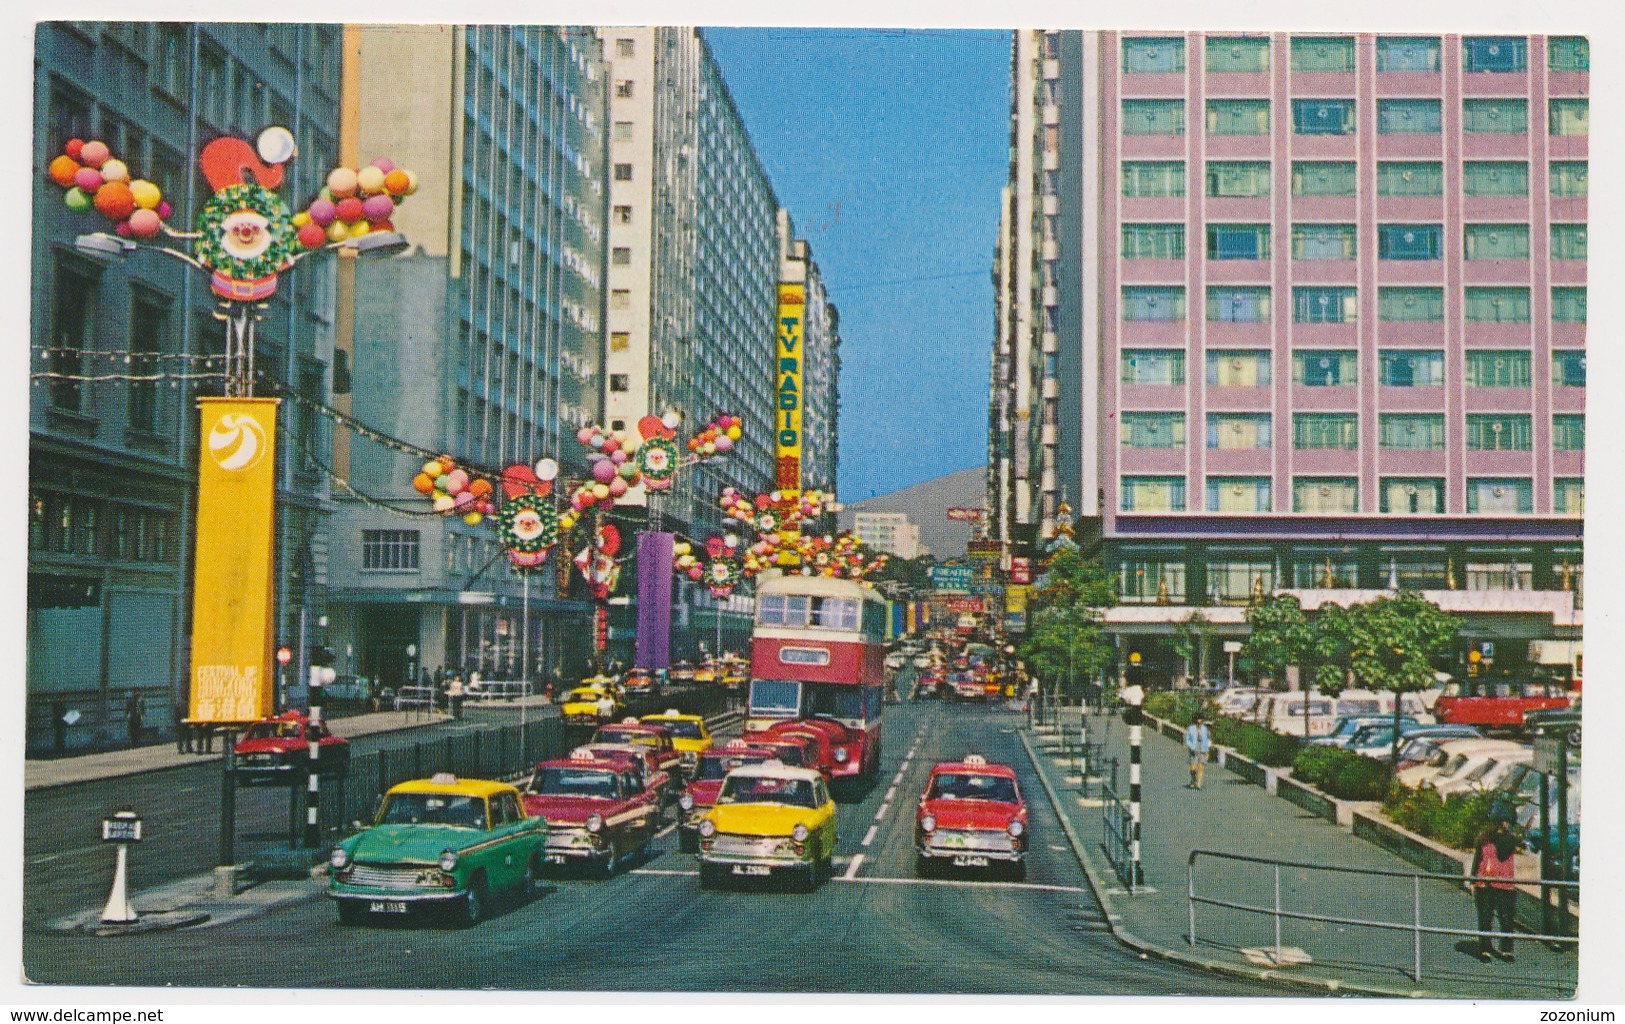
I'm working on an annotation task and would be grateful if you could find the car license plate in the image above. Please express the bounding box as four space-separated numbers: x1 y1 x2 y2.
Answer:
731 864 771 876
545 855 568 865
368 900 408 914
952 855 990 868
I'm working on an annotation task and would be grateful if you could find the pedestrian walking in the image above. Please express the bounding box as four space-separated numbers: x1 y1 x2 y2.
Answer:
1184 713 1212 789
125 692 143 749
1471 820 1520 962
174 698 193 753
448 675 465 720
51 696 68 757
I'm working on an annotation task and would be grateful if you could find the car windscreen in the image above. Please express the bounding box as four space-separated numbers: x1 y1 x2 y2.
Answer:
716 775 818 808
244 722 301 741
928 772 1018 803
597 728 656 747
1463 758 1500 783
695 752 771 781
376 793 487 829
529 767 621 799
649 719 703 740
1337 699 1382 716
1435 754 1469 778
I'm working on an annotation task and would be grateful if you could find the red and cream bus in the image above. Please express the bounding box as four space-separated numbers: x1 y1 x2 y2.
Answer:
745 572 888 792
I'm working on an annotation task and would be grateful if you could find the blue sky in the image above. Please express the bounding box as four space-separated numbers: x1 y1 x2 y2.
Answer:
701 28 1009 502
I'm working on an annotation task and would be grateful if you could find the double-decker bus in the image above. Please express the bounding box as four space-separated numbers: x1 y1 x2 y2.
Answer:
745 573 888 793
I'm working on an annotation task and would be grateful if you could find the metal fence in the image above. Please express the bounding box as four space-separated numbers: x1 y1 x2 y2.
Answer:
1187 849 1579 983
1100 759 1143 891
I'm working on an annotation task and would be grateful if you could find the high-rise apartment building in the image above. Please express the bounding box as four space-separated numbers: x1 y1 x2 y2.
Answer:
329 25 609 684
854 511 925 560
1000 31 1585 683
778 209 841 498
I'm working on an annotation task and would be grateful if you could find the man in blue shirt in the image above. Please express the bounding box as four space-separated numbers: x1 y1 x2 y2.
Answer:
1185 713 1212 789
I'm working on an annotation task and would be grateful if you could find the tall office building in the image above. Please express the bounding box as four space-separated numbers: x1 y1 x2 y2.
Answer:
854 511 925 560
777 209 841 498
29 23 342 752
328 25 608 683
1001 32 1585 683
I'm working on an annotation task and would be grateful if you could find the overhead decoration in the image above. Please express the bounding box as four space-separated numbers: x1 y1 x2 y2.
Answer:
575 523 622 600
671 534 744 597
569 411 742 513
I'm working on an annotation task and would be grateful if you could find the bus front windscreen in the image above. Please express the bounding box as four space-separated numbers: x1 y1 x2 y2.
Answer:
749 679 802 718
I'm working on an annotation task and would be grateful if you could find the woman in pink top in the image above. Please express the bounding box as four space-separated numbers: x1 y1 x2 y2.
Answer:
1471 821 1520 962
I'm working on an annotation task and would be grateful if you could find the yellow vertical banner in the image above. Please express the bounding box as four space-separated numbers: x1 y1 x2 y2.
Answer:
774 283 804 565
189 397 280 724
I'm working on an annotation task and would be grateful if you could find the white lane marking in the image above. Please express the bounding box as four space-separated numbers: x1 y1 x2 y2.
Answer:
836 876 1087 894
30 854 62 865
655 823 676 838
884 785 897 802
900 760 911 773
874 802 890 821
861 824 878 847
891 772 906 787
631 868 698 876
843 853 866 880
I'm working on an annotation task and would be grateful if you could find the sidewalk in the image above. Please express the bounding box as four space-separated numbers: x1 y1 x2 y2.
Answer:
25 708 454 792
1020 710 1578 999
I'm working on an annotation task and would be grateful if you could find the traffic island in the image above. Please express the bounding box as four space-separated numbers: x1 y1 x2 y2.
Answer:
75 910 212 937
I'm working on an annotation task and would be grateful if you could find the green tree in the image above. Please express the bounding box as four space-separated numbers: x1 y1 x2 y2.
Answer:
1242 594 1310 686
1298 602 1356 740
1346 592 1461 768
1170 610 1214 688
1020 551 1116 701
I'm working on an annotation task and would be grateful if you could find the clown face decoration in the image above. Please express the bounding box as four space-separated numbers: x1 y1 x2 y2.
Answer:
193 133 296 301
496 493 559 567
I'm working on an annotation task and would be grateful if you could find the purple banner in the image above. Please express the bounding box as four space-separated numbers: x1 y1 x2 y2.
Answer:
634 531 674 671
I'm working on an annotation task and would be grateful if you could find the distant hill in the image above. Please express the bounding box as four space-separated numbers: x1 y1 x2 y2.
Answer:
838 465 985 561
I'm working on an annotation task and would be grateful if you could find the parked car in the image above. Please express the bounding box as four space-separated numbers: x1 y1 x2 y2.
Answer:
322 674 374 705
1332 689 1437 724
1347 723 1481 760
1213 687 1266 717
1397 738 1527 791
1310 715 1418 748
1258 692 1338 738
1432 746 1532 798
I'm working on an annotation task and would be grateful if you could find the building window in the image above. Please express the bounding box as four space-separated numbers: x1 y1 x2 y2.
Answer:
1119 560 1187 603
1550 98 1589 136
1122 99 1185 135
610 289 632 309
609 374 630 392
1293 413 1359 449
127 297 166 433
1121 286 1186 322
1290 224 1356 260
1293 349 1357 385
1463 36 1527 73
1464 350 1531 388
1206 478 1271 513
1464 286 1531 322
616 37 635 57
1462 98 1527 133
1121 223 1185 259
1122 161 1185 197
1466 478 1532 514
1553 478 1584 515
612 121 633 142
611 247 632 266
609 332 630 352
1206 413 1272 450
1206 99 1270 135
1466 414 1533 451
1207 558 1274 603
1206 349 1272 386
1290 161 1356 196
1206 36 1270 73
615 79 634 98
1377 224 1442 260
1120 349 1185 385
1553 414 1585 451
1381 478 1445 514
1206 286 1271 323
1464 560 1534 591
1463 223 1530 260
1376 36 1442 71
614 205 633 224
1552 350 1586 387
1550 223 1587 260
1207 224 1270 260
1123 36 1185 73
1379 414 1446 450
1290 36 1356 72
1379 349 1445 386
1293 287 1357 323
1291 99 1355 135
1378 287 1444 322
1377 99 1442 134
613 163 633 181
1462 161 1528 196
49 259 97 412
1292 553 1361 588
1120 476 1186 512
361 530 420 571
1377 161 1443 196
1207 161 1271 198
1550 161 1588 197
1294 478 1359 513
1120 411 1186 448
1549 36 1589 72
1547 287 1586 323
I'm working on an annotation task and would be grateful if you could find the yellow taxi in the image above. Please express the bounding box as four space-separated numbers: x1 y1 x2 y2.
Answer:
696 761 836 891
562 685 620 727
693 660 717 685
580 673 621 698
719 655 748 690
640 708 713 776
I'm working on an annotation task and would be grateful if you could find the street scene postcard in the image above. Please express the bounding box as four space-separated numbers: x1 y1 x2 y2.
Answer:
15 15 1603 1010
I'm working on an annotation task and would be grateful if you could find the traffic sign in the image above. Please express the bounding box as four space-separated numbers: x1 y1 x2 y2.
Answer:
275 646 292 666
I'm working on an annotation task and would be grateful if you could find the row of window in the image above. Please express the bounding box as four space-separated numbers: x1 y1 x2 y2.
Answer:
1120 411 1584 451
1125 159 1588 198
1122 97 1588 137
1120 475 1582 514
1123 348 1586 387
1124 222 1586 261
1122 35 1587 75
29 492 176 563
1121 286 1584 324
1118 552 1581 604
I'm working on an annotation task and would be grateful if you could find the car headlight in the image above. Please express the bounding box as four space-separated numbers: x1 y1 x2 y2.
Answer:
438 849 459 872
698 819 716 838
330 847 350 870
833 748 849 763
1007 820 1025 838
586 813 604 833
679 793 695 811
792 824 809 842
920 815 936 833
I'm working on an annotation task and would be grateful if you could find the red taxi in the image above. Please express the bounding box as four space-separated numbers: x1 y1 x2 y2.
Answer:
677 739 782 852
521 748 661 876
592 719 683 779
232 710 350 786
582 742 676 809
915 755 1028 879
622 668 659 698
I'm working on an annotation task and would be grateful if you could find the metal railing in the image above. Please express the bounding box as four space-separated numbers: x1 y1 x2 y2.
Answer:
1100 758 1143 891
1187 849 1579 983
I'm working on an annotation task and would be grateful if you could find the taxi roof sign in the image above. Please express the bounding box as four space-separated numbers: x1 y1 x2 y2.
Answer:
430 772 458 785
963 754 988 767
726 738 750 749
570 747 599 761
622 717 640 725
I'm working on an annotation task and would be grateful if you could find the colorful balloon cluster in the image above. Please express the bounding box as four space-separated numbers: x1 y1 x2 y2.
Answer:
291 157 420 250
673 535 744 596
687 413 742 457
47 138 172 239
411 455 498 525
570 412 742 516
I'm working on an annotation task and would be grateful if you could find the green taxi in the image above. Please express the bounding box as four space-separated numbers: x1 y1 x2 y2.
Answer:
328 774 547 926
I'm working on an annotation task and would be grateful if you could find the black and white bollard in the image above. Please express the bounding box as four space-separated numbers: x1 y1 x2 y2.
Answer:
101 810 143 923
1121 683 1146 891
305 665 335 849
